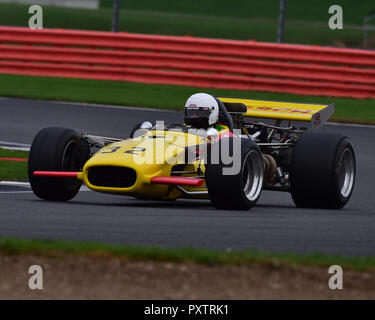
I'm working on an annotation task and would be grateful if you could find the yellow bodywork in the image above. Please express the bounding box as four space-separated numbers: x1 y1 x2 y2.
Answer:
76 96 333 200
218 97 334 128
80 130 209 200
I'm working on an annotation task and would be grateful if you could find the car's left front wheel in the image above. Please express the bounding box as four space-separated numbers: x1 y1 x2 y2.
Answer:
28 127 89 201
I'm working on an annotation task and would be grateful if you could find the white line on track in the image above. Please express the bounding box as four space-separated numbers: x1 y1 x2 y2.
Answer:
326 122 375 129
0 181 31 188
0 141 30 147
0 140 31 151
0 191 32 194
0 146 30 151
0 96 179 113
52 100 179 113
0 181 91 192
0 181 33 193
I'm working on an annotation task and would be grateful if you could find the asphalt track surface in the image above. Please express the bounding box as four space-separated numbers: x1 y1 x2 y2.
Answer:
0 97 374 256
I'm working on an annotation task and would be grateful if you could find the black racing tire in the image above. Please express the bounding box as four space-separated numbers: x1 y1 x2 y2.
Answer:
28 127 88 201
129 123 143 138
290 131 356 209
205 137 264 210
129 122 154 138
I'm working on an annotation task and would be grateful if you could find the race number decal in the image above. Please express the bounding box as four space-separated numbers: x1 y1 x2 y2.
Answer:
124 147 146 155
101 146 121 154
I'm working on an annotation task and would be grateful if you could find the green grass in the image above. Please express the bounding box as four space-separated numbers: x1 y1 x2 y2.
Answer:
1 2 374 47
100 0 375 25
1 74 374 124
0 148 28 159
0 237 374 271
0 148 28 181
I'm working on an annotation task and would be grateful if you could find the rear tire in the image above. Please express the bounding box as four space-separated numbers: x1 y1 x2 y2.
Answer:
28 127 89 201
205 137 264 210
290 131 356 209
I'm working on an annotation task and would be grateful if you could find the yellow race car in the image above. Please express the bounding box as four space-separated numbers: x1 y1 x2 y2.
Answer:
28 93 356 210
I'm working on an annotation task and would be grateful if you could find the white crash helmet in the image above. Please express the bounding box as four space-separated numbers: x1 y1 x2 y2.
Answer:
184 93 219 129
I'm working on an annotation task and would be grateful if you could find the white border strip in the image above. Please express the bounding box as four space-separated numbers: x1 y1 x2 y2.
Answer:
0 146 30 151
0 141 30 147
0 181 33 193
0 181 31 188
327 122 375 129
52 100 180 113
0 191 32 194
0 96 179 114
0 181 91 192
0 141 31 151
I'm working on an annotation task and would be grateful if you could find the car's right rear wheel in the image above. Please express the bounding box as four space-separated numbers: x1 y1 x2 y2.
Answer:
290 131 356 209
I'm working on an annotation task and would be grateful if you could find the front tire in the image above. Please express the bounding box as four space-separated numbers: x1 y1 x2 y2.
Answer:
290 131 356 209
129 122 154 138
205 137 264 210
28 127 89 201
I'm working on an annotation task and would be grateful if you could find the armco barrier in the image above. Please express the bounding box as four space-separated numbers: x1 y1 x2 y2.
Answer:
0 26 375 98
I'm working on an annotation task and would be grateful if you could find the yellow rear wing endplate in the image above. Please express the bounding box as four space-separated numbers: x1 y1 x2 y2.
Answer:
218 97 334 128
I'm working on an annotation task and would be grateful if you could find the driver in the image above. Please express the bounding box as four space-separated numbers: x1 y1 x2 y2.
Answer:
184 93 220 130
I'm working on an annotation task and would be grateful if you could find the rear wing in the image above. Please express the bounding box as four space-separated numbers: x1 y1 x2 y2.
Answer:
218 97 334 128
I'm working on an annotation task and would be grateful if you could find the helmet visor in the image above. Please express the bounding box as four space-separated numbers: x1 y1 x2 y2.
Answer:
184 107 211 129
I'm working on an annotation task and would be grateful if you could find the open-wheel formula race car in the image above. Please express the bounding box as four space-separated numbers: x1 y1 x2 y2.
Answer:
28 93 356 210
